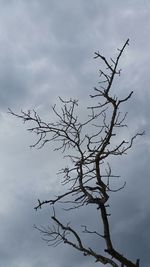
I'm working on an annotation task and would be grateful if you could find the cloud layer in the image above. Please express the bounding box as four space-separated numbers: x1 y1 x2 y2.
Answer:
0 1 150 266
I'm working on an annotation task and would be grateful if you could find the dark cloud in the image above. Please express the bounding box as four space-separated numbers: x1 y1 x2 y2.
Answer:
0 1 150 267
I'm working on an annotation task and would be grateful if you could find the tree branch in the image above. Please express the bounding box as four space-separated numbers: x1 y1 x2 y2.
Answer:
10 39 142 267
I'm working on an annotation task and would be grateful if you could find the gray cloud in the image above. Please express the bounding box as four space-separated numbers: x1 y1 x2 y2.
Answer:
0 0 150 266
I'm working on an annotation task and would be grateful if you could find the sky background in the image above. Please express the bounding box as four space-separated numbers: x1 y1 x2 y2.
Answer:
0 0 150 266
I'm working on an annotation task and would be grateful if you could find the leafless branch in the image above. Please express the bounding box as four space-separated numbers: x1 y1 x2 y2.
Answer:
10 39 142 267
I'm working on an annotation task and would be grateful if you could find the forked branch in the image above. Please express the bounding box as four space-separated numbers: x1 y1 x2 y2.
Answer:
9 39 143 267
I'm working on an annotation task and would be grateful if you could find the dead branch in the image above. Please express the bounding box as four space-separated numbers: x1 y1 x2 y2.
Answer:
9 39 143 267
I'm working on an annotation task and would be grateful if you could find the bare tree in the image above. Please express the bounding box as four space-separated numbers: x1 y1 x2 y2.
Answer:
9 39 144 267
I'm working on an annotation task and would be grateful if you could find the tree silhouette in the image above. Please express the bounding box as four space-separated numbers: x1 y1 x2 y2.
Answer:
9 39 144 267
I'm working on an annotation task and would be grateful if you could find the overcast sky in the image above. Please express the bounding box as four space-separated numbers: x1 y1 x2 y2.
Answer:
0 1 150 267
